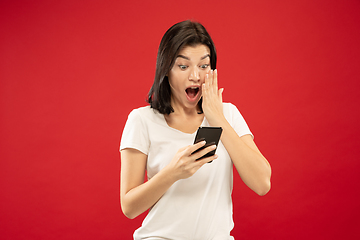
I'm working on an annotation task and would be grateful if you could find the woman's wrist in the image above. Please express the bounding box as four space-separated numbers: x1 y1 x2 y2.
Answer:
159 164 179 185
208 115 228 128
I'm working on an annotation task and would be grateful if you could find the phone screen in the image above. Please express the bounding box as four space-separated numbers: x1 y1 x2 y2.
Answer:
192 127 223 161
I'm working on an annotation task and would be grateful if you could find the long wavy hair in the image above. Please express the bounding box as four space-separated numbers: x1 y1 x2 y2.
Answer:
147 20 217 115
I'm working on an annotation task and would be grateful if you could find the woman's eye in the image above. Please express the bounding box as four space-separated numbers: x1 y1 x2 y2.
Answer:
200 64 210 69
179 65 188 70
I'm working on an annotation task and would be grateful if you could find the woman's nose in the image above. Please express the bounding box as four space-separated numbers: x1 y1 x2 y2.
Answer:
189 67 200 81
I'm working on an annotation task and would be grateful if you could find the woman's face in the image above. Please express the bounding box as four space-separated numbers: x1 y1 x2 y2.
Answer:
168 44 211 111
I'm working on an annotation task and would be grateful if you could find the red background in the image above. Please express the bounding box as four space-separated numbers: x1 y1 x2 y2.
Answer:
1 0 360 239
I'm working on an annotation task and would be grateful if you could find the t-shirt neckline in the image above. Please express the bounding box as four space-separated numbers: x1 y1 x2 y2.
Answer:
159 112 206 135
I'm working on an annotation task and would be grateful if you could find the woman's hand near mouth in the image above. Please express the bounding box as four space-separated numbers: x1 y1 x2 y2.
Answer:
202 69 226 127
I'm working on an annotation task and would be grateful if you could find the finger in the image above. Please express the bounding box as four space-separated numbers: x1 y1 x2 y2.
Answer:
211 70 218 95
209 69 213 85
186 140 206 155
209 70 214 91
195 154 218 167
201 83 205 99
219 88 224 103
204 72 210 96
213 69 218 90
179 145 190 152
201 154 218 164
205 72 211 90
191 144 217 160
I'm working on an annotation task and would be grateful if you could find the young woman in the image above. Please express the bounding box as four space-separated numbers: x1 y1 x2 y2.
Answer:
120 20 271 240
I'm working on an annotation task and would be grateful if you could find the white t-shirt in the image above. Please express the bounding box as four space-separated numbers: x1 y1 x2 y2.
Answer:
120 102 252 240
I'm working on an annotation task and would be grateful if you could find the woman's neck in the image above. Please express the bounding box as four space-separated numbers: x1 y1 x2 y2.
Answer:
170 99 200 117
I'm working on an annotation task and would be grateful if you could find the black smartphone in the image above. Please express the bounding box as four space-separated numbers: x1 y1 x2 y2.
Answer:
192 127 223 161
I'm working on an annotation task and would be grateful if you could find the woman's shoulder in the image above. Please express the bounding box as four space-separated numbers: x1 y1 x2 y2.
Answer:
129 105 155 115
222 102 245 121
222 102 238 113
222 102 234 107
128 105 162 122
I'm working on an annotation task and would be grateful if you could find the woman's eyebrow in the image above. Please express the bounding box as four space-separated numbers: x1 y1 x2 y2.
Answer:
176 55 190 60
176 54 210 60
200 54 210 60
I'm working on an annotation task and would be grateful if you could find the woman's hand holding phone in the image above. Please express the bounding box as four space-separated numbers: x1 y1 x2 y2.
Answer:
193 127 222 162
165 141 218 181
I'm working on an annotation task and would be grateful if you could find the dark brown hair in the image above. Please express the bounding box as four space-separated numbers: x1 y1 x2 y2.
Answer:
147 20 217 114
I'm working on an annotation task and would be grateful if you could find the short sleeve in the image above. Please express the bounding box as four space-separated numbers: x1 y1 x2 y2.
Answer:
227 103 253 138
120 108 150 155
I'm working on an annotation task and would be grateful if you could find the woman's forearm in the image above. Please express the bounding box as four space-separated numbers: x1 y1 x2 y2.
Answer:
120 148 178 219
217 119 271 195
121 166 176 219
121 142 218 219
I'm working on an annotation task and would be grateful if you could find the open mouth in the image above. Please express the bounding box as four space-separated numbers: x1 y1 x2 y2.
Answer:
185 86 200 100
